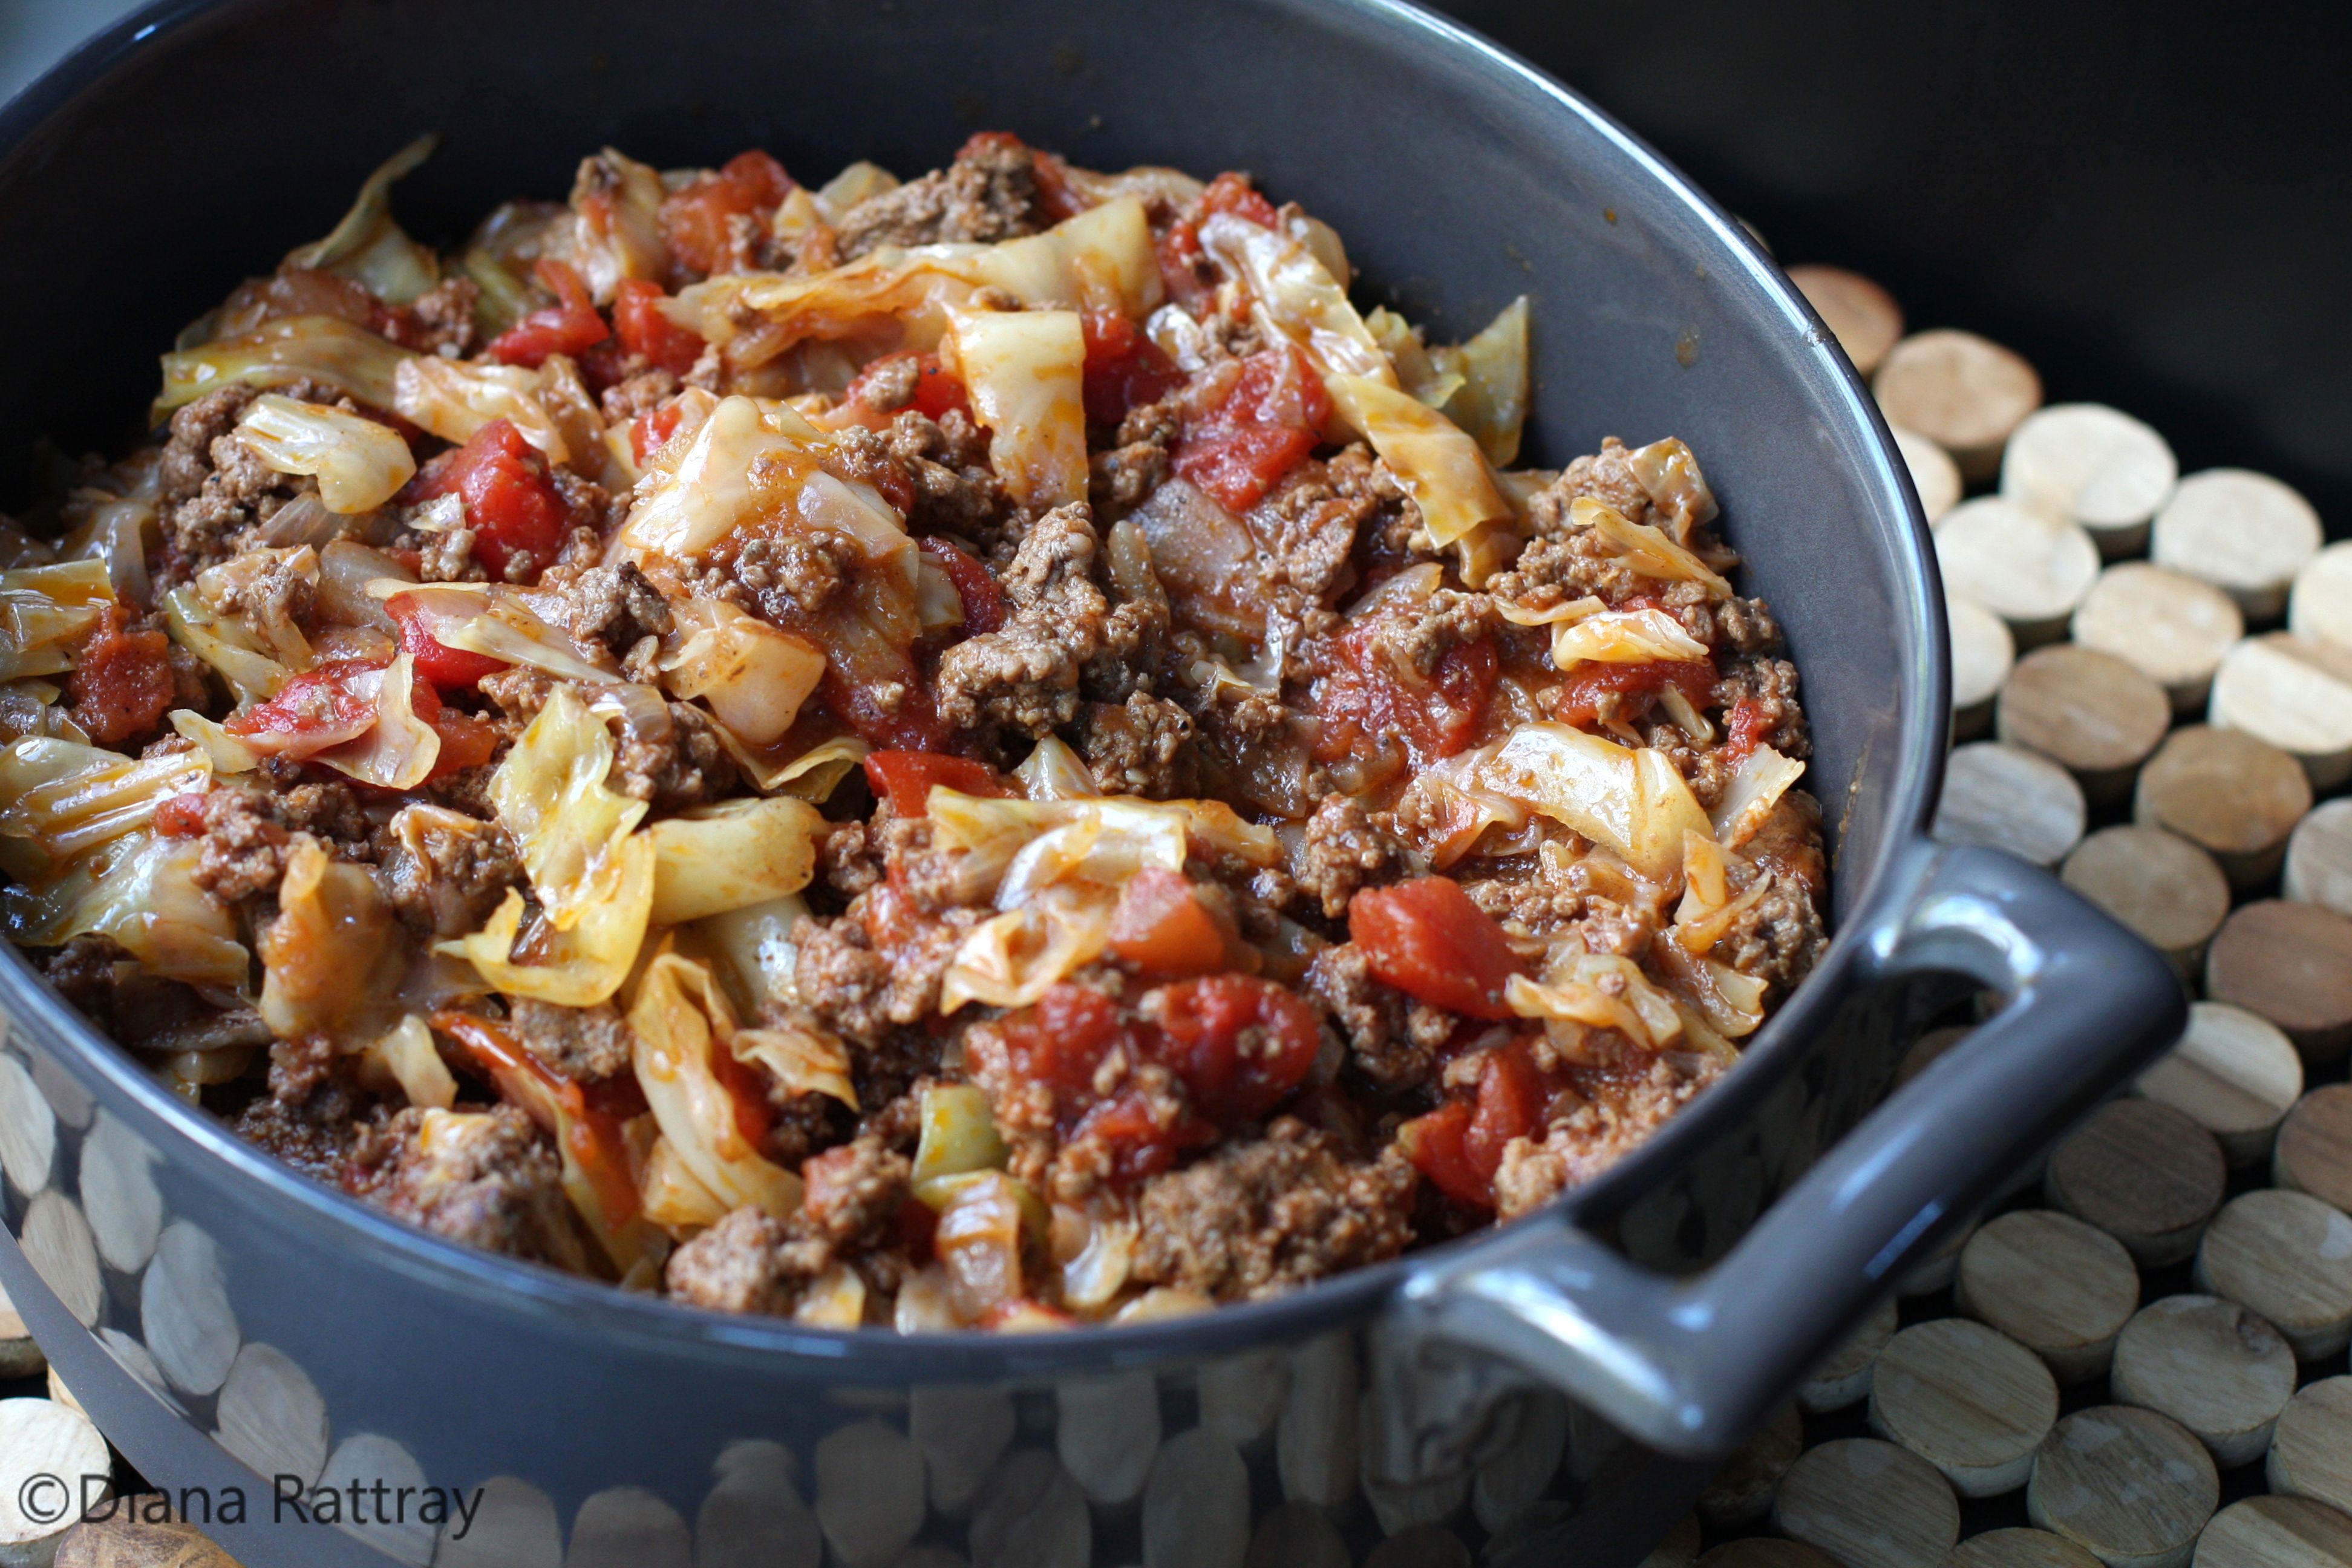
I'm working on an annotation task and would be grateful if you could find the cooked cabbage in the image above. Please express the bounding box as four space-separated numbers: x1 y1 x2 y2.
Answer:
939 884 1116 1014
1428 296 1530 466
258 836 404 1044
1199 212 1390 385
371 580 618 684
459 200 565 338
926 788 1278 912
161 585 289 704
0 681 86 746
735 733 873 800
1014 736 1100 801
316 540 410 630
312 653 442 791
795 1264 869 1328
1363 306 1463 408
0 737 206 871
2 831 246 992
659 599 825 747
696 890 809 1011
647 797 825 926
1710 744 1805 850
809 161 901 223
1322 374 1512 581
58 494 153 609
0 558 114 682
946 308 1087 509
1650 938 1766 1042
195 546 319 670
731 1012 857 1111
391 356 573 465
1506 952 1685 1053
1625 437 1720 541
281 135 442 307
1545 608 1710 671
1389 739 1531 869
551 148 668 304
1478 722 1711 883
1576 497 1731 597
965 197 1163 320
620 394 828 560
627 948 802 1226
912 1083 1010 1192
155 315 413 420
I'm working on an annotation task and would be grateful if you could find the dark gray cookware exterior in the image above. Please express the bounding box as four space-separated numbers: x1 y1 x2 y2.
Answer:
0 1 2186 1563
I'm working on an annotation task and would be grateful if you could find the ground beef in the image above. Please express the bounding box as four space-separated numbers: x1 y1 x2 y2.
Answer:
155 386 316 575
548 560 673 657
508 998 635 1082
191 776 373 904
1491 1054 1721 1218
232 1096 354 1185
792 892 978 1047
601 368 679 423
1304 942 1452 1093
834 138 1041 260
1255 453 1386 606
1076 692 1195 798
1292 796 1413 918
1714 654 1811 760
799 1135 912 1250
266 1034 338 1106
612 700 739 809
1718 792 1829 997
818 819 884 899
350 1105 584 1267
851 354 921 414
1486 531 1641 611
717 528 861 622
1129 1119 1417 1301
62 608 174 745
664 1204 830 1315
39 935 129 1031
1462 846 1667 958
1526 436 1658 538
376 807 524 938
393 276 480 357
886 410 1008 540
1088 399 1177 518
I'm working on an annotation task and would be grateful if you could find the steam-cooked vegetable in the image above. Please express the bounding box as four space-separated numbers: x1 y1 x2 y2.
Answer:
1478 722 1714 883
359 1014 457 1112
392 356 574 465
946 309 1087 508
1427 295 1530 466
58 495 152 609
1576 497 1732 596
658 599 825 747
647 797 825 926
911 1083 1011 1193
232 395 417 514
695 892 808 1011
1200 211 1391 384
0 559 114 682
731 1010 856 1110
1711 744 1806 849
1626 437 1720 540
627 948 802 1225
155 315 412 420
282 135 442 306
1323 374 1510 554
620 394 829 560
258 837 405 1043
374 581 616 684
195 546 319 670
1506 950 1687 1054
1545 608 1711 671
551 148 668 304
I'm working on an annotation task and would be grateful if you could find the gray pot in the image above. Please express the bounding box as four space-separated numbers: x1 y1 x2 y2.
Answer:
0 1 2184 1563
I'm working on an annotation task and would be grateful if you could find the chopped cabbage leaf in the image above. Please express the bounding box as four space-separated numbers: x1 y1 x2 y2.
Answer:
926 788 1279 910
359 1014 457 1111
1506 952 1685 1053
57 494 152 609
1627 437 1720 540
1546 607 1710 671
647 796 825 926
1200 212 1391 385
696 891 808 1013
1575 497 1731 597
312 652 440 791
155 315 412 421
947 308 1087 508
550 148 668 305
1478 722 1713 883
0 558 115 682
619 394 828 560
281 135 442 307
485 684 647 930
445 882 650 1008
258 835 405 1044
732 1012 857 1111
392 356 572 465
196 546 320 670
627 948 802 1225
2 830 246 991
1014 736 1100 801
912 1084 1008 1186
162 586 289 704
1364 305 1463 408
939 883 1116 1014
0 736 206 873
1390 739 1532 869
1428 296 1530 466
659 599 825 747
374 581 618 684
1322 373 1512 577
1711 744 1806 849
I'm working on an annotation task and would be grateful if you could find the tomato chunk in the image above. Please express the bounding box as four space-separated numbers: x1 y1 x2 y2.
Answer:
1347 875 1527 1021
1400 1102 1486 1207
862 750 1008 817
1720 696 1773 764
1080 307 1180 428
629 399 690 465
1311 615 1497 770
1552 656 1716 730
154 792 208 838
1172 345 1328 513
982 984 1134 1102
1109 869 1238 978
407 678 499 780
385 593 508 690
63 605 174 746
611 278 706 377
1199 171 1280 229
433 1011 641 1228
847 351 971 423
660 149 794 277
917 536 1007 636
486 258 610 368
1143 973 1322 1122
403 417 570 580
1462 1039 1545 1181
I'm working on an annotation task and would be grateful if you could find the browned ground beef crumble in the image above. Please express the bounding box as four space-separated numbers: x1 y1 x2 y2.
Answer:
0 132 1825 1330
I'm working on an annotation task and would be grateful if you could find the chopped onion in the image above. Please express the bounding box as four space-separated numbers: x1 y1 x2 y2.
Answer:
695 891 809 1012
316 540 411 630
59 494 153 609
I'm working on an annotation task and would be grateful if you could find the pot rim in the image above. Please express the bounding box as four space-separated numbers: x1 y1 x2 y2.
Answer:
0 0 1951 1381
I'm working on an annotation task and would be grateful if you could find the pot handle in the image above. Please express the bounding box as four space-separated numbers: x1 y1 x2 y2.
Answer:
1376 840 2186 1462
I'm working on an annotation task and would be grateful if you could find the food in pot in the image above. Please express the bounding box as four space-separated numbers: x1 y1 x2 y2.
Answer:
0 132 1826 1328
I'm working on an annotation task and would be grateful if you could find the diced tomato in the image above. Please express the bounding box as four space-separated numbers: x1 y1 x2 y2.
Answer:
982 984 1134 1101
821 662 949 754
433 1011 639 1228
62 605 174 746
847 351 972 423
1143 973 1322 1122
1348 875 1527 1021
1462 1039 1545 1180
862 750 1008 817
710 1032 776 1148
1070 1088 1210 1184
403 417 570 580
1310 614 1498 768
1720 696 1772 764
1081 307 1181 428
1108 869 1237 979
611 278 706 377
629 399 690 465
1400 1101 1487 1207
1155 220 1210 312
917 536 1007 636
1171 345 1328 513
222 658 385 751
385 593 508 690
660 149 794 278
1552 656 1716 729
154 792 209 838
406 677 500 780
1199 171 1281 229
486 258 610 368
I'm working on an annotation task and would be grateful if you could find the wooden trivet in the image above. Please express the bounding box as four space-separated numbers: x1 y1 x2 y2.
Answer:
1789 264 1905 376
2028 1406 2218 1568
1936 742 2087 867
1997 644 2171 803
2071 562 2243 715
2204 901 2352 1062
2045 1100 2227 1267
2193 1191 2352 1360
2134 726 2313 889
1868 1319 2059 1497
2207 633 2352 791
2265 1377 2352 1518
1951 593 2019 740
2152 468 2323 623
2001 403 2178 560
2108 1295 2298 1467
1936 498 2102 648
1874 329 2043 483
2284 799 2352 918
2134 1002 2304 1166
1700 1404 1803 1526
2273 1083 2352 1213
1947 1529 2107 1568
1955 1210 2141 1383
2192 1495 2352 1568
1802 1293 1901 1413
2061 827 2232 984
1774 1438 1961 1568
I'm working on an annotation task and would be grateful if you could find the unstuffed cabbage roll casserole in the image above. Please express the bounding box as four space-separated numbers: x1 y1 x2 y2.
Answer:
0 133 1826 1330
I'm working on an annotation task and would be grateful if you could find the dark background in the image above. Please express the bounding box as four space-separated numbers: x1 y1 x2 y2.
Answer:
8 0 2349 527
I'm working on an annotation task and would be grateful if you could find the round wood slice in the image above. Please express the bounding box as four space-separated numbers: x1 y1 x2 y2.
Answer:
1950 594 2019 739
1802 1292 1900 1413
2134 726 2312 888
2109 1295 2298 1468
2267 1377 2352 1517
2274 1083 2352 1214
2062 828 2232 984
1936 742 2086 867
2134 1002 2304 1165
53 1515 241 1568
2209 632 2352 790
2193 1189 2352 1361
2194 1495 2352 1568
1956 1210 2141 1382
2289 541 2352 655
1789 264 1905 374
1949 1529 2107 1568
1936 498 2102 647
2029 1406 2220 1568
2044 1099 2226 1267
2001 403 2179 558
2153 468 2324 623
1699 1403 1803 1526
1698 1540 1838 1568
2072 563 2244 715
1901 1220 1979 1297
1774 1437 1961 1568
1869 1319 2059 1497
0 1279 43 1383
1875 330 2043 483
1897 424 1964 524
0 1399 109 1549
2286 800 2352 918
2205 900 2352 1061
1643 1513 1703 1568
1998 645 2172 802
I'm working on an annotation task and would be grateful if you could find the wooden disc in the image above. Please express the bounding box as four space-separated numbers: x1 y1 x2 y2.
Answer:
1949 1529 2107 1568
2195 1495 2352 1568
1869 1319 2059 1497
1875 330 2043 483
54 1516 241 1568
2134 725 2313 888
0 1399 109 1547
1898 425 1965 524
2072 563 2244 716
2134 1002 2304 1165
2288 541 2352 655
2152 468 2324 623
1901 1220 1979 1297
0 1278 44 1383
2274 1083 2352 1214
1774 1437 1961 1568
1791 264 1905 375
2267 1377 2352 1516
2285 800 2352 918
1998 645 2171 802
1950 594 2018 739
1698 1541 1838 1568
1644 1513 1703 1568
2194 1189 2352 1360
1936 498 2102 647
2001 403 2179 557
1956 1210 2141 1382
2029 1406 2220 1568
1936 742 2086 867
1802 1293 1899 1414
2109 1295 2298 1468
2209 633 2352 790
2062 828 2231 984
2044 1099 2226 1267
1700 1403 1803 1526
2204 901 2352 1060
